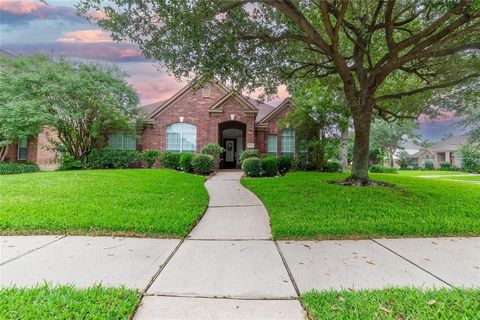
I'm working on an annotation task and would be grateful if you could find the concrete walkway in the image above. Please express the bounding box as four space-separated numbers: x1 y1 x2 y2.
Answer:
1 170 479 320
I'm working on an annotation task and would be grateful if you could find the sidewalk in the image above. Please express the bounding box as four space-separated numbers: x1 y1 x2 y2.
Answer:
1 170 479 319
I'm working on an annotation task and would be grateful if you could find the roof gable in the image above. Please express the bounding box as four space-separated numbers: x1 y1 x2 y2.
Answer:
208 92 258 115
257 98 293 125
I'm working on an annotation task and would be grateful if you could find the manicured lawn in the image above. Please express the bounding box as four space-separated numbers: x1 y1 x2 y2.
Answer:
439 175 480 181
398 170 467 176
301 288 480 320
0 284 140 320
241 172 480 239
0 169 209 237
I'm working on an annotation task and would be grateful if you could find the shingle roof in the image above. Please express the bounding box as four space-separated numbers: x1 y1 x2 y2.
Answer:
429 135 467 152
138 100 166 117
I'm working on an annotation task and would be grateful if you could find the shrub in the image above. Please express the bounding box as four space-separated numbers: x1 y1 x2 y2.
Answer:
439 161 451 170
458 144 480 173
201 143 224 159
60 154 85 170
278 155 293 175
0 162 39 175
240 149 260 163
191 154 213 174
424 159 434 170
242 157 262 177
397 150 412 169
261 156 279 177
179 153 194 172
161 152 181 170
369 164 398 174
324 160 341 172
141 150 162 168
87 149 140 169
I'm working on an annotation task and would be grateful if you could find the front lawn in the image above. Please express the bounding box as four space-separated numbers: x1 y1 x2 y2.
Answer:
241 172 480 239
0 169 209 237
439 175 480 181
398 170 467 176
0 284 140 320
301 288 480 320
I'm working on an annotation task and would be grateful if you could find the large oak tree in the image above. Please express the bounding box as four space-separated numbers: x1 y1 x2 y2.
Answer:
79 0 480 183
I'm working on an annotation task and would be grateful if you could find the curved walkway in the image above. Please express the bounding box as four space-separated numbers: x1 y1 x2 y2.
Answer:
1 170 479 319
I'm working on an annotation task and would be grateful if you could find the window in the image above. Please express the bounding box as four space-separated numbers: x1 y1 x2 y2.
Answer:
202 87 210 98
166 123 197 153
281 129 295 156
17 137 28 160
108 133 136 150
267 135 277 156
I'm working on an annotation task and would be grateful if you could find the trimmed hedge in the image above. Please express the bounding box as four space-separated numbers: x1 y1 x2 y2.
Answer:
87 150 140 169
424 159 434 170
142 150 162 168
369 164 398 174
180 153 194 172
242 157 262 177
191 154 213 174
324 160 341 172
240 150 260 163
161 152 181 170
278 155 293 175
439 161 451 170
0 162 39 175
261 156 279 177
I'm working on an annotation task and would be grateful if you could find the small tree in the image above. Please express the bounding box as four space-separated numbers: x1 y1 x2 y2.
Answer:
457 144 480 173
0 55 139 164
397 150 412 169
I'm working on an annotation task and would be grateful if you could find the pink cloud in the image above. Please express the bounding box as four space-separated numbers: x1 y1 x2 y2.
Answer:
0 0 47 15
57 30 112 44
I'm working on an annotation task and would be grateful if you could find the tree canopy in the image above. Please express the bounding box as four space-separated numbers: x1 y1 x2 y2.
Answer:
0 55 139 163
78 0 480 183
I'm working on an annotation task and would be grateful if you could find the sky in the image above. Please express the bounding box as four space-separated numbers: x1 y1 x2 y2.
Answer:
0 0 287 106
0 0 464 141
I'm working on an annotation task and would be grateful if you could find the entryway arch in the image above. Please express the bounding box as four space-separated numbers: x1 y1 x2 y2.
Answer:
218 121 246 169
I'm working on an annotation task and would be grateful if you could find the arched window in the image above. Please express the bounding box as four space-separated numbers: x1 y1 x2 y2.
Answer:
166 123 197 153
281 128 295 156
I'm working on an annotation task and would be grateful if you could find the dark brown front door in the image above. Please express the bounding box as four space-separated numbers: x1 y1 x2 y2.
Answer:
223 139 237 168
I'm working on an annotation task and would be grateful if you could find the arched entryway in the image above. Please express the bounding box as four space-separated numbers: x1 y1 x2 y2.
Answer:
218 121 246 168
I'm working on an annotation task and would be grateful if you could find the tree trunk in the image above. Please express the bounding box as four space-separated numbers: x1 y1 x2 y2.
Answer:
0 145 9 162
350 111 372 182
339 126 348 171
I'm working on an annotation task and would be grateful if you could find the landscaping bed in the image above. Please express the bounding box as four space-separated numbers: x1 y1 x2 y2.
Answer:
0 284 140 320
0 169 209 237
301 288 480 320
241 172 480 239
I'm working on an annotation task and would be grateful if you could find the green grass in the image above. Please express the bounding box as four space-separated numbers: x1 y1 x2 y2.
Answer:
439 175 480 181
241 172 480 239
301 288 480 320
0 284 140 320
398 170 467 176
0 169 209 237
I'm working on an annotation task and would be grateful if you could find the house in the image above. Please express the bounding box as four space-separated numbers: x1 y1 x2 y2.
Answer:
411 135 467 168
4 82 296 169
429 135 467 168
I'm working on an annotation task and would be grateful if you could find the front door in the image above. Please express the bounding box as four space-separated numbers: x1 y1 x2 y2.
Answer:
223 139 237 168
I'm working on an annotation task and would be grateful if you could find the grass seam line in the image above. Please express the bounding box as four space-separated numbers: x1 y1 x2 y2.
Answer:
370 239 454 287
0 235 67 267
274 240 301 297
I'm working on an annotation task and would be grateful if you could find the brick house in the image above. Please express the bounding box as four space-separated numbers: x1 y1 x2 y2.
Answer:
4 82 296 170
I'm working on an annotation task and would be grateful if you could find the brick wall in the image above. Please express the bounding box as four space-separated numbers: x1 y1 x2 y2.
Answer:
256 103 294 156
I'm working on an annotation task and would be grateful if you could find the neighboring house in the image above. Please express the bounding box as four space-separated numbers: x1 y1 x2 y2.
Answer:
429 135 467 168
410 148 435 168
5 82 296 169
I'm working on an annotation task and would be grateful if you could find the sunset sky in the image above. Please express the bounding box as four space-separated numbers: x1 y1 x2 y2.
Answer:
0 0 462 141
0 0 287 106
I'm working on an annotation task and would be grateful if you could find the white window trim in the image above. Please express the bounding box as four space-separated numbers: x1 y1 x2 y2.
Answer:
166 123 197 153
17 137 28 161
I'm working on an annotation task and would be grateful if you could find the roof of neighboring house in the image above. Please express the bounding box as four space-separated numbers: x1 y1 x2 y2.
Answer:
400 140 422 150
411 148 434 159
429 135 467 152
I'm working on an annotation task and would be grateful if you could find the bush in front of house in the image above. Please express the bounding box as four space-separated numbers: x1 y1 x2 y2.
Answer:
179 153 194 172
191 154 213 174
261 156 279 177
141 150 162 168
161 152 181 170
458 144 480 173
60 154 85 170
242 157 262 177
0 162 39 175
88 149 140 169
439 161 451 170
324 160 342 172
278 155 293 175
240 149 260 163
369 164 398 174
424 159 435 170
201 143 224 159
